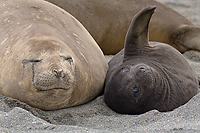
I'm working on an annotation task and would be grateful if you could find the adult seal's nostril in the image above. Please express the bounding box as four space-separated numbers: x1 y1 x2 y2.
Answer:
53 69 64 78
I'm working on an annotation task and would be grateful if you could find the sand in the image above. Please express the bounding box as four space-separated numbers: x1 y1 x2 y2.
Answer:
1 0 200 132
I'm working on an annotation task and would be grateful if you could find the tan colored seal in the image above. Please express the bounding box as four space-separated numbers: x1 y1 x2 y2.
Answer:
104 7 199 114
0 0 108 110
45 0 200 54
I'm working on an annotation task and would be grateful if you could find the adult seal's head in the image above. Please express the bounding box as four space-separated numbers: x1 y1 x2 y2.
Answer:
0 0 108 110
104 7 199 114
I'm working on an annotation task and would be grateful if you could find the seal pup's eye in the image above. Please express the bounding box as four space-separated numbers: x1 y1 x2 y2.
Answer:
133 87 140 93
122 68 130 73
133 86 140 99
60 56 73 64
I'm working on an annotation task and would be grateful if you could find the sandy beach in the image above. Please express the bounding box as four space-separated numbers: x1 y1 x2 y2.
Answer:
0 0 200 132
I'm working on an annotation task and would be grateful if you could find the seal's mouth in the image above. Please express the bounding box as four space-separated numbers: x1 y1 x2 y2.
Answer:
33 71 74 92
36 87 69 92
35 85 71 92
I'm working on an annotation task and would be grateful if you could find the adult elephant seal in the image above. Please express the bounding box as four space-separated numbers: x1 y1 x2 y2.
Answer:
0 0 108 110
45 0 200 54
104 7 199 114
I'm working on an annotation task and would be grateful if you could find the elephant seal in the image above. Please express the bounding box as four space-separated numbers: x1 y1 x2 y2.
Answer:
45 0 200 54
104 7 199 114
0 0 108 110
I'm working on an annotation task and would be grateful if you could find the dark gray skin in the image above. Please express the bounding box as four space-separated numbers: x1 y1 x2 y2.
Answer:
104 7 199 114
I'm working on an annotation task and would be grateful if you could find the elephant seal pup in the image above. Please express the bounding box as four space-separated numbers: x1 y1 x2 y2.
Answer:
104 7 199 114
45 0 200 54
0 0 108 110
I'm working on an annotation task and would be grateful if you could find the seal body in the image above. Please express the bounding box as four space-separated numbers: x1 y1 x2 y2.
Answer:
0 0 108 110
104 7 199 114
45 0 200 54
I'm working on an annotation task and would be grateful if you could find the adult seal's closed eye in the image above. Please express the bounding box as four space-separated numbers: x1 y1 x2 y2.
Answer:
104 7 199 114
0 0 108 110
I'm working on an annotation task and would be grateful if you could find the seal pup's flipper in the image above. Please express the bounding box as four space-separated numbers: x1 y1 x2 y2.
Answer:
124 6 156 58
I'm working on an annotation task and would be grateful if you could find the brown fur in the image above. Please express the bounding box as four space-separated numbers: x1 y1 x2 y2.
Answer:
45 0 200 54
104 7 199 114
0 0 108 110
